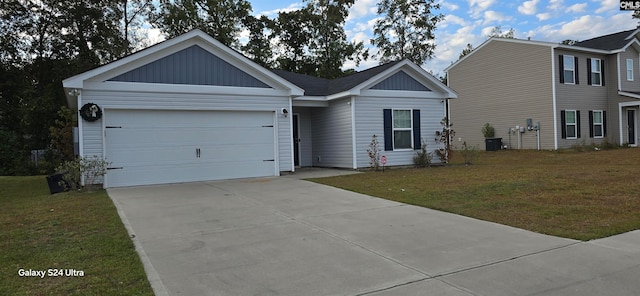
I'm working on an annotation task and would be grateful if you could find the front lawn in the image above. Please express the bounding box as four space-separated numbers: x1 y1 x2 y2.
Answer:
0 176 153 295
310 149 640 241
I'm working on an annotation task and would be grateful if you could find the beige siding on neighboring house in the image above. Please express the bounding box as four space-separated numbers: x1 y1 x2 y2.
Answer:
448 40 554 150
554 49 610 148
619 47 640 92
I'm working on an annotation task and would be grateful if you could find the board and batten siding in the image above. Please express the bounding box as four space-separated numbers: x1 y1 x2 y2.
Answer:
109 45 270 88
448 40 555 150
554 49 610 148
354 94 444 168
311 97 353 168
79 89 293 173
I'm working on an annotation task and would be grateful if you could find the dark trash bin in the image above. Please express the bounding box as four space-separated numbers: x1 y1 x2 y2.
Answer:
46 173 67 194
485 138 502 151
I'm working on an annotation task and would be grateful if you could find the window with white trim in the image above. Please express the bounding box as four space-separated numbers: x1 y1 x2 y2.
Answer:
563 55 575 84
565 110 577 139
592 110 604 138
590 58 601 86
627 59 634 81
392 109 413 149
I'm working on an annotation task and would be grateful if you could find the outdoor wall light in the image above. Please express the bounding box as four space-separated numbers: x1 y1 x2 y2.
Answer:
68 89 81 96
281 108 289 118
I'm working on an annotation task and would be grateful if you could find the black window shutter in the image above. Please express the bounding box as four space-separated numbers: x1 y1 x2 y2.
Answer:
559 55 565 83
587 58 592 85
601 60 605 86
574 57 579 84
588 111 594 138
383 109 393 151
603 111 607 136
412 109 421 150
576 110 581 138
561 110 566 139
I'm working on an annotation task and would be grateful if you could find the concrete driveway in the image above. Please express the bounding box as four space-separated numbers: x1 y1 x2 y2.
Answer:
108 174 640 296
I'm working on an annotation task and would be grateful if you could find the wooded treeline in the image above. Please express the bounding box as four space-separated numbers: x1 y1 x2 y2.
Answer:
0 0 442 175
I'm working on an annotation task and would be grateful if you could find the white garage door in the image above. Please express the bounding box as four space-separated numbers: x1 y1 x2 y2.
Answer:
104 109 276 187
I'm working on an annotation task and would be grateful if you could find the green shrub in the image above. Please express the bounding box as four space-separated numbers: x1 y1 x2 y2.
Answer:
481 123 495 138
459 141 479 165
55 156 111 191
413 138 432 167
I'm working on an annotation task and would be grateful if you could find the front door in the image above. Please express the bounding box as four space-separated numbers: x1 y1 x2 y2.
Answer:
293 114 300 166
629 109 637 146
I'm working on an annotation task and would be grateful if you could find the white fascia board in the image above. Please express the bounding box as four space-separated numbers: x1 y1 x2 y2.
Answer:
83 81 293 97
619 91 640 100
348 60 457 99
407 63 458 99
360 89 447 99
292 96 329 107
326 91 356 101
63 30 304 96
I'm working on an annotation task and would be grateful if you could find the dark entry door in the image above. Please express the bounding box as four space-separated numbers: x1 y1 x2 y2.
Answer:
629 110 636 145
293 114 300 166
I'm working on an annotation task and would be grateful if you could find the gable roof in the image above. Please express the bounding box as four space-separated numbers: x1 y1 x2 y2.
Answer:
63 30 304 108
273 59 455 99
446 29 640 73
574 29 640 50
271 61 402 96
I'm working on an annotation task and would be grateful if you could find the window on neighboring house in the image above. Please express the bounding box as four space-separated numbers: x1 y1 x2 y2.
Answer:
563 55 575 84
561 110 580 139
588 58 602 86
383 109 421 151
627 59 634 81
393 110 413 149
589 110 606 138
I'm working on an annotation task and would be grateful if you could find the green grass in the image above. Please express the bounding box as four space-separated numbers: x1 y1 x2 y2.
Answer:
0 176 154 296
310 149 640 241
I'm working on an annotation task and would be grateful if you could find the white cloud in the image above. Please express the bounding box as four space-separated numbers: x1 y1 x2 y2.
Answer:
348 0 377 21
536 13 636 42
468 0 496 18
439 1 460 11
518 0 539 15
547 0 564 11
595 0 619 14
257 3 303 17
441 15 469 28
481 26 496 37
483 10 512 25
536 13 551 21
352 32 370 44
566 3 587 13
432 24 482 75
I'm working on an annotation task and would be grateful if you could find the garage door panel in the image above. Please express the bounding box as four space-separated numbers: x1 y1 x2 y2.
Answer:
105 110 277 187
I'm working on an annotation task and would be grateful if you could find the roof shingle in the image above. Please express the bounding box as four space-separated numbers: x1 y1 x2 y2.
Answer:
271 60 403 96
574 29 638 50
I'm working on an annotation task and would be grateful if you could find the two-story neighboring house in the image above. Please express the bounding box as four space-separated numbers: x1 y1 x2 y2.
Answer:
446 29 640 150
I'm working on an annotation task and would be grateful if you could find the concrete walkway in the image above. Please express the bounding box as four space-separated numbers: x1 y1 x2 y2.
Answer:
108 175 640 296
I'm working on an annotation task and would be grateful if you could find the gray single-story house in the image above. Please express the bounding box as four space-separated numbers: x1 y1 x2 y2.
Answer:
63 30 456 187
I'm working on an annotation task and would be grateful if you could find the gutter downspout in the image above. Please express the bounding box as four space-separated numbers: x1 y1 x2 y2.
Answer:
551 46 558 150
350 96 358 169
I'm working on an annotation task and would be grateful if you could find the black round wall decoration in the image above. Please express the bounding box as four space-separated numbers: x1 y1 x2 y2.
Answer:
80 103 102 122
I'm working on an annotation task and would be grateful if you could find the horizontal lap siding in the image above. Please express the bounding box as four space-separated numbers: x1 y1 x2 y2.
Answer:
311 98 353 168
80 89 291 173
555 50 610 148
355 95 444 168
293 107 313 167
448 41 554 150
619 47 640 92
